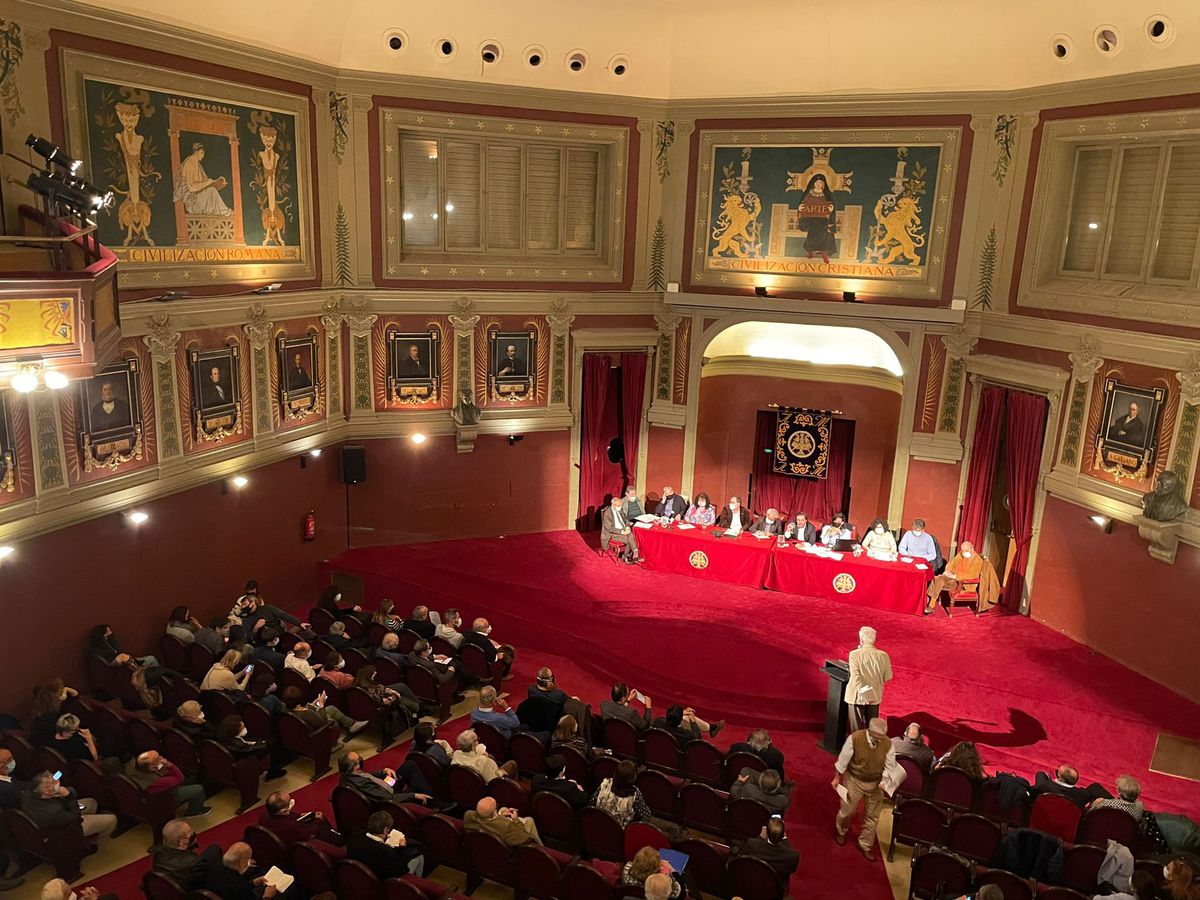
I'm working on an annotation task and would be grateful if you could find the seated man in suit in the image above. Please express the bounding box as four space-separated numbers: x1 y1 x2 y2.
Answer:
337 751 434 805
784 512 817 543
464 796 542 846
654 486 688 521
205 841 277 900
891 723 936 773
348 810 426 878
749 508 785 536
652 703 725 741
730 728 786 774
730 767 791 815
601 495 643 564
734 817 800 880
259 790 344 858
1032 764 1112 808
400 605 436 641
714 496 754 535
620 485 646 521
152 819 223 892
600 682 653 732
461 618 516 677
519 667 573 736
532 755 589 809
820 512 853 547
406 639 460 691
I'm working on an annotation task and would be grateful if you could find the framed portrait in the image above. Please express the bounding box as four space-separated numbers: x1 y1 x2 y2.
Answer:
489 330 536 402
77 357 143 472
0 393 12 492
189 345 243 441
278 334 319 420
1094 379 1166 479
386 330 440 404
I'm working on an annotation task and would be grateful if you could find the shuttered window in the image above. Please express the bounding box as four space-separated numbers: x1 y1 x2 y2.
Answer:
396 132 606 257
1061 138 1200 286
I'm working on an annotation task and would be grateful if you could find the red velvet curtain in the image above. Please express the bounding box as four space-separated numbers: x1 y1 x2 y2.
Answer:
578 354 614 523
957 385 1005 551
750 411 855 525
1002 389 1048 611
619 352 648 489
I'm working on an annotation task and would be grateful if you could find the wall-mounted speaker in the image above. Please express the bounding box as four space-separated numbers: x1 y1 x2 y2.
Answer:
606 437 625 464
341 445 367 484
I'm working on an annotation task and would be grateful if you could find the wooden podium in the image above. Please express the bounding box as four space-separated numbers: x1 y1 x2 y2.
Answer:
820 659 851 753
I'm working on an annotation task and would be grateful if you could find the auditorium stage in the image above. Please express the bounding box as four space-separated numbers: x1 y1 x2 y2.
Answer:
325 530 1200 818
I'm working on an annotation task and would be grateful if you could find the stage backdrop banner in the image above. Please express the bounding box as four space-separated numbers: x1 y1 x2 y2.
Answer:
773 409 832 478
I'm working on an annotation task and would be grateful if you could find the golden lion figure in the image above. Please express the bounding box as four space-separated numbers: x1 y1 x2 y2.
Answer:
866 195 925 265
711 192 761 257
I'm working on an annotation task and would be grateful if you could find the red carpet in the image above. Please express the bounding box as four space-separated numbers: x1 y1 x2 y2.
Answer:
89 531 1200 899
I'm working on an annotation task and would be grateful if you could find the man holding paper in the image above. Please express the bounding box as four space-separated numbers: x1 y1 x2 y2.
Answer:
205 841 285 899
601 682 653 731
601 495 643 563
832 717 895 861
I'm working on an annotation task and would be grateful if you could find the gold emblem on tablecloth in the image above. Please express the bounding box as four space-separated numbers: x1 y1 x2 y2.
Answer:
832 573 856 593
688 550 710 570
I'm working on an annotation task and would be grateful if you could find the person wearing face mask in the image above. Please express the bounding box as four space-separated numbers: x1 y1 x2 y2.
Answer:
319 651 354 689
897 518 937 563
152 819 223 891
461 617 516 677
216 714 287 781
821 512 853 547
174 700 216 740
602 495 644 564
205 841 279 900
40 877 116 900
252 628 286 670
129 750 210 817
316 584 368 623
715 495 754 535
258 790 345 857
434 608 465 649
620 485 646 521
860 518 898 560
0 749 29 812
654 486 688 521
924 539 1000 615
683 491 716 526
749 507 786 536
784 511 817 543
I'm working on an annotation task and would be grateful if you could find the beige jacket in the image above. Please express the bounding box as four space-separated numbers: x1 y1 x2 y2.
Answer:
844 645 892 705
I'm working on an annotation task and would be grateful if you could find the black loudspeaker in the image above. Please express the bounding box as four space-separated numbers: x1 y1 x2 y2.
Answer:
341 445 366 484
606 437 625 464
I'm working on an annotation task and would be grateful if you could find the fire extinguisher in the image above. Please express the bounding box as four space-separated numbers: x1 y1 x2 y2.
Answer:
302 511 316 542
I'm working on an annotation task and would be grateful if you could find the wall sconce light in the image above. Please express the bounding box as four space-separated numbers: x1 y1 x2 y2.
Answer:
754 286 769 298
8 362 69 393
310 448 322 458
0 546 13 562
411 433 427 445
1089 514 1114 533
507 434 525 446
222 475 249 494
120 510 149 528
843 291 860 303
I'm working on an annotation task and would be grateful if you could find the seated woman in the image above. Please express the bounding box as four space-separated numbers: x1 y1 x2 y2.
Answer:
352 665 418 742
90 624 161 669
1089 774 1146 822
215 714 287 780
372 598 404 633
52 713 98 763
229 580 304 633
412 722 453 766
590 759 652 828
937 740 987 780
319 651 354 690
1162 856 1200 900
225 624 254 663
200 649 253 694
683 492 716 526
29 679 77 746
552 713 605 760
174 700 215 740
622 846 684 898
859 518 898 560
166 605 201 644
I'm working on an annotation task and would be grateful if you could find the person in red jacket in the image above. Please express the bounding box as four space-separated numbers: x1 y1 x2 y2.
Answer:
258 790 345 858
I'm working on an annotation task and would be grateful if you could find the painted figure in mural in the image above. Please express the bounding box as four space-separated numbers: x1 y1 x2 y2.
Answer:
90 381 132 432
114 102 155 245
174 143 233 217
797 174 838 264
399 344 429 379
1141 469 1187 522
865 193 925 264
1107 401 1147 446
287 352 312 391
258 125 285 246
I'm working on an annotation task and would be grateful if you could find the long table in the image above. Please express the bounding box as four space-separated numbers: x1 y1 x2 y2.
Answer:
633 523 934 615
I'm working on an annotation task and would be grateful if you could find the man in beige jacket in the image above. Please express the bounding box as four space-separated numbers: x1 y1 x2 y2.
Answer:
844 626 892 732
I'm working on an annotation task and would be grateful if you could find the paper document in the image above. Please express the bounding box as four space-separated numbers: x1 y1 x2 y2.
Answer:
633 521 654 529
433 654 452 665
385 828 405 847
835 783 849 802
263 867 295 891
914 563 928 571
659 848 690 873
900 556 914 564
829 552 844 561
635 513 658 522
675 523 695 530
881 759 908 798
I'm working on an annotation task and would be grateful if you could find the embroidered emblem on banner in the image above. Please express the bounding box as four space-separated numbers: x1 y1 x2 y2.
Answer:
773 408 832 478
832 573 856 593
688 551 710 570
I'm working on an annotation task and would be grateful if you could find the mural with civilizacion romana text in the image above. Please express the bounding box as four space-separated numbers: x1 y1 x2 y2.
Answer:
59 50 315 289
690 126 964 301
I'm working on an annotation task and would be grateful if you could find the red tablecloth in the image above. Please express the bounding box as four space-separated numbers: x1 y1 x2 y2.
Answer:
633 525 774 587
765 544 934 614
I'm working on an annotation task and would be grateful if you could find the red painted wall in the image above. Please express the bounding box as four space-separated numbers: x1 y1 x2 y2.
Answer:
644 426 686 503
692 374 901 523
0 431 570 714
1032 495 1200 703
900 458 962 544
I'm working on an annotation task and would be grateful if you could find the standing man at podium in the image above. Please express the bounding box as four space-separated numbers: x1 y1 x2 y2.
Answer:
845 626 892 732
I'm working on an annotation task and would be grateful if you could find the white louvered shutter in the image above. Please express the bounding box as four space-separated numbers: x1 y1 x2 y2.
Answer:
525 145 562 252
444 140 482 250
400 138 440 248
1102 145 1161 278
1151 142 1200 282
1062 148 1113 274
485 143 522 250
565 149 599 251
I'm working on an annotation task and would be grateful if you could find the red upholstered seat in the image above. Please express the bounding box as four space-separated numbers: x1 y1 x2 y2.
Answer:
948 577 983 616
447 763 488 810
928 765 976 811
289 841 334 894
602 717 640 759
471 721 509 762
560 861 620 900
975 867 1035 900
579 806 626 860
510 732 546 776
624 821 671 860
727 797 772 839
888 797 948 862
909 848 972 899
723 750 766 788
244 824 288 869
1076 806 1139 847
141 870 187 900
405 751 447 799
1061 843 1106 893
679 782 727 834
635 769 680 820
197 739 262 813
896 756 927 799
276 711 337 781
107 772 178 844
676 837 730 896
128 716 162 755
946 813 1002 864
332 784 373 833
641 727 681 772
725 855 786 900
683 738 725 786
465 829 519 887
532 789 576 846
1029 792 1083 842
308 607 335 634
335 858 384 899
418 813 468 870
486 774 530 816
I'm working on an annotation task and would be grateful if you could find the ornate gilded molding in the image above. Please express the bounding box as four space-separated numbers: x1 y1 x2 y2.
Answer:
448 313 479 409
142 313 183 460
547 313 574 407
243 303 274 348
30 392 65 492
652 312 681 403
344 298 376 339
1175 353 1200 406
1069 335 1104 382
936 327 976 435
1057 335 1105 470
142 312 180 361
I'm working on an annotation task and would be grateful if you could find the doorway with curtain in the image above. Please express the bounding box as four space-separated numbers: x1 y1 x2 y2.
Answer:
749 410 856 526
576 352 648 531
956 385 1049 612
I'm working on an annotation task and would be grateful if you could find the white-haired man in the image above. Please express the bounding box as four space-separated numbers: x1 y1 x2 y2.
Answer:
450 729 518 782
845 626 892 732
750 507 785 536
41 878 117 900
832 716 895 861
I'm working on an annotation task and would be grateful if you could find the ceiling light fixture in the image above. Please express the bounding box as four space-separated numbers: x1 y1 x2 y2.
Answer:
10 366 40 393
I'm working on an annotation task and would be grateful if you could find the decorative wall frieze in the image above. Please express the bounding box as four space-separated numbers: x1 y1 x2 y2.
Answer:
142 313 184 462
546 313 575 408
243 303 275 349
935 325 977 435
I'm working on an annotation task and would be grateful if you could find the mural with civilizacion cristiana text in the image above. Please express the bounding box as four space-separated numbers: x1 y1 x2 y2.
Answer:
60 50 315 288
691 127 962 300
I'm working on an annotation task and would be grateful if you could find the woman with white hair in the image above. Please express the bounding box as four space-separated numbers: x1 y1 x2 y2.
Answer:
1090 774 1145 821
